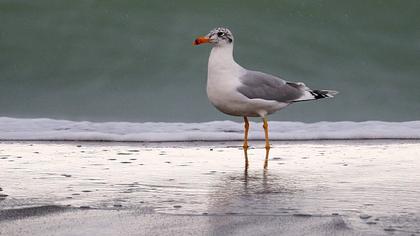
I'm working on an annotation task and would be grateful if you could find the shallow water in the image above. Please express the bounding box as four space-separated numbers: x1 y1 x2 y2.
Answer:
1 1 419 122
1 141 420 234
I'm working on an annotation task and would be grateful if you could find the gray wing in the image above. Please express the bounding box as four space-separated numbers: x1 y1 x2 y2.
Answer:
237 70 305 103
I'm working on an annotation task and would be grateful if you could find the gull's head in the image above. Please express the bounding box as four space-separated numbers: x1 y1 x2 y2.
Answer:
193 27 234 47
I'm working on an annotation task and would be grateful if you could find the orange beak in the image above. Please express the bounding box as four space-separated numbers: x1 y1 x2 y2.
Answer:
193 36 210 45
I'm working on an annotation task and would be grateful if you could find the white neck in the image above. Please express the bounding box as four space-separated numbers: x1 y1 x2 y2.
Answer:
208 43 240 71
206 43 244 100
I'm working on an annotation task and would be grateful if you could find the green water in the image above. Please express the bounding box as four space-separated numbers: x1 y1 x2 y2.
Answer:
1 0 419 122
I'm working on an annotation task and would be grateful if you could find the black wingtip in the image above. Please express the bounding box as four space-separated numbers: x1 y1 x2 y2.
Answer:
310 90 331 99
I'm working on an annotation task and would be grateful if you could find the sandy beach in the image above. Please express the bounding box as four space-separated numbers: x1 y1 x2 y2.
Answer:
1 140 420 235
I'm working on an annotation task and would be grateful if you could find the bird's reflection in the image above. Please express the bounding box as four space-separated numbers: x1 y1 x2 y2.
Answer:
242 164 270 195
243 145 270 174
264 147 270 169
243 146 249 172
242 166 272 195
208 160 299 216
207 168 299 235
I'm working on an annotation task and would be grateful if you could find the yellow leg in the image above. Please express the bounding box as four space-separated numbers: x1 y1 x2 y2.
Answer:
263 117 270 169
263 117 270 149
243 116 249 169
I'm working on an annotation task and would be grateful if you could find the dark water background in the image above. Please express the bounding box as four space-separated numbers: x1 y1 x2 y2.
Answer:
1 0 419 122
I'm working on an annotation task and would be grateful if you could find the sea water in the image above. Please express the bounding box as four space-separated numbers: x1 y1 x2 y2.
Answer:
0 1 419 122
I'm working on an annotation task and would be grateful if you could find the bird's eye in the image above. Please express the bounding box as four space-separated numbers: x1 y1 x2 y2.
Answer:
217 32 224 37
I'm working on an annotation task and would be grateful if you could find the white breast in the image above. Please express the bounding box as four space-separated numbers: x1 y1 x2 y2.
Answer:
206 45 248 116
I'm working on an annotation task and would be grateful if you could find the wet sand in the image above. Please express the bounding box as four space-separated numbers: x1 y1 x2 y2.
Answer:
1 141 420 235
0 207 355 236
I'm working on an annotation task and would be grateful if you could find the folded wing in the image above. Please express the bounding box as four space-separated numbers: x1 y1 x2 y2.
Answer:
237 70 306 103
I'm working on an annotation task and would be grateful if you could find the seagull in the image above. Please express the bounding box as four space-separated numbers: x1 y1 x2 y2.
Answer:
193 27 337 168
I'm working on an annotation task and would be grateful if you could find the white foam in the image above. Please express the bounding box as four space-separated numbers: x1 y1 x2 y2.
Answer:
1 117 419 141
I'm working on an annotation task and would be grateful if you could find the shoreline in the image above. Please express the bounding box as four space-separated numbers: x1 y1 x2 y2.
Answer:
2 118 420 141
2 138 420 145
2 137 420 143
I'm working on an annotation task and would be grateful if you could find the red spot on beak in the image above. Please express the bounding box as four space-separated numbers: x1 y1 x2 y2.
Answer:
193 36 210 45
